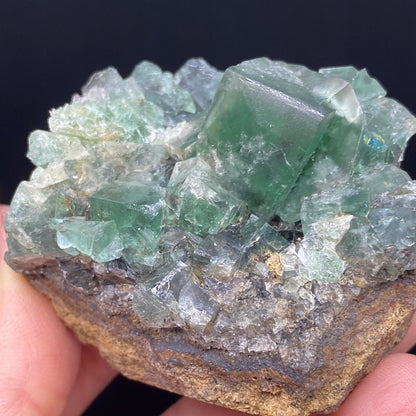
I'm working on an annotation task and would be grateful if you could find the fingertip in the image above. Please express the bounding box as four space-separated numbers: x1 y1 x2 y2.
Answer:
162 397 253 416
334 353 416 415
61 345 118 416
0 258 81 416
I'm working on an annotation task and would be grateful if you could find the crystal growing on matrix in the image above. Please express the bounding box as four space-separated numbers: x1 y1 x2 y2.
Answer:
5 57 416 358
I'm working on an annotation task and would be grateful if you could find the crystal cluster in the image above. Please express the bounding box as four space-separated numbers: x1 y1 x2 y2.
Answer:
5 58 416 366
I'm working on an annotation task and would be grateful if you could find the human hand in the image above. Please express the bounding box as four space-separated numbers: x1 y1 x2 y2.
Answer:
0 203 415 416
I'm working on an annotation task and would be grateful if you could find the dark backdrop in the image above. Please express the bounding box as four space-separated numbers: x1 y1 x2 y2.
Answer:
1 1 416 414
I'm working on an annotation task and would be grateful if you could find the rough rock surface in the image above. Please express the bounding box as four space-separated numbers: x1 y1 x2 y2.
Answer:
8 254 416 416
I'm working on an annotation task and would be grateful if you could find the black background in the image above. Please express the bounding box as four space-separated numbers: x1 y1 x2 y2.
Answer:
1 1 416 414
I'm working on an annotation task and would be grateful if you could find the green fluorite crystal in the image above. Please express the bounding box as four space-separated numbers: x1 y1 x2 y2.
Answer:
56 217 123 263
198 58 336 216
90 176 166 266
5 57 416 355
131 61 196 116
166 156 246 237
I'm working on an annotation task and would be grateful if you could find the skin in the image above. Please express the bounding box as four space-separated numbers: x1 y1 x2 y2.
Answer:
0 204 416 415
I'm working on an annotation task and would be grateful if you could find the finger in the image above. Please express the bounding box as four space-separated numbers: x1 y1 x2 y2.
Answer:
0 204 9 259
0 262 81 415
61 345 117 416
0 205 117 415
331 353 416 416
162 397 253 416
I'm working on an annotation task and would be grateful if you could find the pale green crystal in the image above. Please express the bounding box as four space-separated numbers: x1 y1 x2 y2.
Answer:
240 214 289 255
156 116 204 160
368 181 416 250
297 215 353 283
335 217 386 278
6 181 60 256
50 70 165 143
166 157 246 236
56 217 123 262
131 61 196 117
27 130 88 167
192 234 243 284
357 97 416 167
319 66 386 101
90 175 166 266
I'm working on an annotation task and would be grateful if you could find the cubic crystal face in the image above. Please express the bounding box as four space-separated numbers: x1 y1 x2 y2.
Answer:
5 57 416 416
90 176 166 265
56 217 123 263
166 157 246 236
198 59 336 217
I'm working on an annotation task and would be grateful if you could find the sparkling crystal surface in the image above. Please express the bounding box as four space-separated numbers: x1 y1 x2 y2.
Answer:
5 58 416 362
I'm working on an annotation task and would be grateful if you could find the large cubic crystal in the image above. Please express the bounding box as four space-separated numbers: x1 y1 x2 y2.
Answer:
5 57 416 416
198 59 335 216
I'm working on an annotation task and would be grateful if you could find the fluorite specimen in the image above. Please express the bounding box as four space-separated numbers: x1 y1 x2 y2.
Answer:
5 58 416 416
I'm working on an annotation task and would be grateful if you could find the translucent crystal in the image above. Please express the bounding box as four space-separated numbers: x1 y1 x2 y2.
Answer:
319 66 386 102
175 58 223 110
297 216 353 283
150 260 192 302
156 116 204 160
192 231 243 283
56 217 123 262
6 181 60 256
74 67 123 104
177 280 219 328
368 181 416 251
197 58 336 217
50 74 165 144
90 176 166 266
355 97 416 170
158 226 202 266
130 61 196 117
133 284 176 328
166 157 246 236
240 214 290 254
27 130 88 168
335 217 386 278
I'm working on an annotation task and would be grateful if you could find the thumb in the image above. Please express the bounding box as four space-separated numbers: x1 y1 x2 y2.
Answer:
0 204 82 415
0 205 8 261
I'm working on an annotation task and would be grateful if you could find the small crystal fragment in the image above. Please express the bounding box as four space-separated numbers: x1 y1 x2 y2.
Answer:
166 157 246 236
56 217 123 262
90 176 166 266
131 61 196 116
175 58 223 110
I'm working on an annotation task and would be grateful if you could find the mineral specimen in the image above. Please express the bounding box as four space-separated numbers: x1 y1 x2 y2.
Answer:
5 58 416 416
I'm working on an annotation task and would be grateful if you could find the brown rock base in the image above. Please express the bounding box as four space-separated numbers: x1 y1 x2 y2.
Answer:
8 254 416 416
